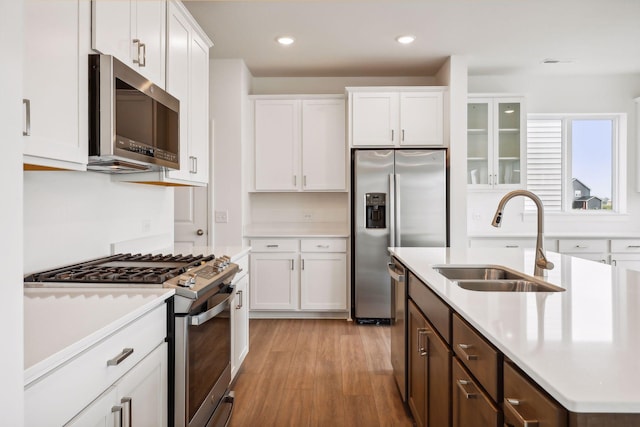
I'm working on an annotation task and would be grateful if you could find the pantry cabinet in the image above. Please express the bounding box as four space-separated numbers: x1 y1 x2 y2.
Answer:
348 88 445 147
253 97 346 192
91 0 166 87
249 238 348 313
467 95 525 189
23 0 89 171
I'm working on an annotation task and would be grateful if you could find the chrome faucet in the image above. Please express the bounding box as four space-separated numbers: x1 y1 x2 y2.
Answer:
491 190 554 277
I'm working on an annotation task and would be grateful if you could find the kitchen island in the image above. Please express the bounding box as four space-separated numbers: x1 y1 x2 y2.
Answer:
390 247 640 425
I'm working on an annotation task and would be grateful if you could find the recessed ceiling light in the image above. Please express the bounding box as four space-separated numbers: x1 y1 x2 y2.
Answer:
276 36 295 46
396 35 416 45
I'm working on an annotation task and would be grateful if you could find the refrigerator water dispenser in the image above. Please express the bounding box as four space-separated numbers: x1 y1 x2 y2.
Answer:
365 193 386 228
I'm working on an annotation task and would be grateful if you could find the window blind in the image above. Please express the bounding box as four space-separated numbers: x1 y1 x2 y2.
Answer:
526 119 563 211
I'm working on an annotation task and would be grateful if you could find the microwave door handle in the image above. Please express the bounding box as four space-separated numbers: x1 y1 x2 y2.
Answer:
190 292 233 326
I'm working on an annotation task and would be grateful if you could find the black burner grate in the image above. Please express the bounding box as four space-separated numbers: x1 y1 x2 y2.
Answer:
25 253 215 284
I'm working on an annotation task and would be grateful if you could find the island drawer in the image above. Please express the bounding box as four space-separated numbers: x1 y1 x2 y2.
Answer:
408 272 450 343
250 239 299 252
300 238 346 252
503 361 567 427
452 357 500 427
558 238 607 253
453 313 500 402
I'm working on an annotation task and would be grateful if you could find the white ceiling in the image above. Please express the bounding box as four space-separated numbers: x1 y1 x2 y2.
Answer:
183 0 640 78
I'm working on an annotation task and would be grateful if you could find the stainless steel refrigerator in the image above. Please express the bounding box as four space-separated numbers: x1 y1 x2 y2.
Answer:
352 149 447 321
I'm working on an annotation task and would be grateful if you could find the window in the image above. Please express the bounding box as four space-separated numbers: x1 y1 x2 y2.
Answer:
526 114 626 213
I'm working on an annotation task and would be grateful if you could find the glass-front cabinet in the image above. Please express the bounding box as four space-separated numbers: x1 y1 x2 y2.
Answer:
467 96 525 190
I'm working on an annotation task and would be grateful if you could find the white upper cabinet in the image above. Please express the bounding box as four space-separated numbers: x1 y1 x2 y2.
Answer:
467 95 525 190
92 0 166 88
253 96 346 192
348 87 445 147
23 0 89 171
114 0 212 186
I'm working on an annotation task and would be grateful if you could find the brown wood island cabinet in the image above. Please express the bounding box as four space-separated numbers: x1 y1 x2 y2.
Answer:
403 265 640 427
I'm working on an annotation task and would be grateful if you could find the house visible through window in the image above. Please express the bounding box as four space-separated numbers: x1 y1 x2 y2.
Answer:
526 115 624 213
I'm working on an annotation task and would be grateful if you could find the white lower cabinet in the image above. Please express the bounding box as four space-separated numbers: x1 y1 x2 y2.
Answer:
66 342 168 427
249 238 347 313
25 304 168 427
231 255 250 380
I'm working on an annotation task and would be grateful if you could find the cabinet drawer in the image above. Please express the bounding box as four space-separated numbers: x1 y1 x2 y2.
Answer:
300 238 346 253
452 313 500 402
25 304 167 427
250 239 299 252
610 239 640 253
408 272 450 343
452 358 500 427
503 361 567 427
558 238 607 253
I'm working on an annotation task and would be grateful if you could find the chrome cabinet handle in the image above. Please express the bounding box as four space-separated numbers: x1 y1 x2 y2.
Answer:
505 245 519 248
290 259 294 270
391 129 395 141
293 175 297 186
402 129 405 141
316 244 330 249
121 397 132 427
301 259 305 270
266 244 279 248
107 348 134 366
236 290 243 309
612 260 617 266
575 245 587 249
627 245 640 248
303 175 307 187
456 379 477 399
457 343 478 361
112 405 124 427
504 398 539 427
139 42 146 67
132 39 141 64
23 99 31 136
417 328 429 356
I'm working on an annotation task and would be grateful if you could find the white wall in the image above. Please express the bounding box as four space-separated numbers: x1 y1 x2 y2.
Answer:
23 172 174 273
211 59 252 247
0 0 24 423
467 73 640 236
250 192 348 224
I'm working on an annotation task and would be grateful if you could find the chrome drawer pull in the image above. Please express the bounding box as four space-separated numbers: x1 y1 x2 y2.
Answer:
107 348 134 366
112 405 124 427
316 244 330 248
575 245 587 248
504 398 539 427
627 245 640 248
387 263 405 282
456 379 477 399
266 244 279 248
457 343 478 361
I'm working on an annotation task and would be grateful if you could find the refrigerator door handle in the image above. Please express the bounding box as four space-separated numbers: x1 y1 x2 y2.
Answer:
389 173 395 247
395 174 401 247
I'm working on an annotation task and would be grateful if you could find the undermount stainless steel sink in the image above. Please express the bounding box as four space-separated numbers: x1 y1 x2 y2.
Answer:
433 265 565 292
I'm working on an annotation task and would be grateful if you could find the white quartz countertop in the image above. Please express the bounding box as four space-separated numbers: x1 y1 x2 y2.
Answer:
24 288 174 386
469 231 640 239
244 222 349 238
389 247 640 413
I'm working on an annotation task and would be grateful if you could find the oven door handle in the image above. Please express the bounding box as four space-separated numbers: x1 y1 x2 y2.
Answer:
190 293 233 326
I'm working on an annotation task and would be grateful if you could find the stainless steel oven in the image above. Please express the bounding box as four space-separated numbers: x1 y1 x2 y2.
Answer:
175 287 234 427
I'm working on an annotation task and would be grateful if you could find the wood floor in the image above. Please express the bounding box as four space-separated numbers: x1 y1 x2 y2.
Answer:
229 319 414 427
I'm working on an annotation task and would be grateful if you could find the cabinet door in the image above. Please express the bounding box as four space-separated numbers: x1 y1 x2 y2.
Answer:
231 274 249 379
351 92 399 146
186 31 210 184
399 92 443 146
133 0 166 87
254 100 300 190
250 253 298 310
116 343 168 427
300 253 347 310
91 0 133 65
23 0 87 170
467 99 492 187
165 2 190 181
408 300 451 427
301 99 346 190
495 99 523 187
452 358 500 427
64 387 119 427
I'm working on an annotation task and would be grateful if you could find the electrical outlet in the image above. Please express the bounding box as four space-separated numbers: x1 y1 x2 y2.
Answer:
215 210 228 223
472 212 482 221
302 212 313 221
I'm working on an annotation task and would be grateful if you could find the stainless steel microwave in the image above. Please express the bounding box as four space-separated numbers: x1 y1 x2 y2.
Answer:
88 54 180 173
